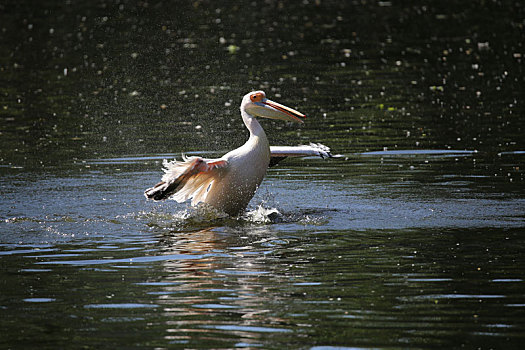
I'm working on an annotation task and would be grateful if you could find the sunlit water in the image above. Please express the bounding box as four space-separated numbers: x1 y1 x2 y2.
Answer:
1 0 525 349
2 151 524 348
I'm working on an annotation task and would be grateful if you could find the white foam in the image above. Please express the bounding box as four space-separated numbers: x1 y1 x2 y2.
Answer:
243 205 282 223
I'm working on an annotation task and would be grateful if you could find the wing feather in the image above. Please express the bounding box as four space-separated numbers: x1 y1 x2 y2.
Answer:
269 143 333 167
144 156 228 202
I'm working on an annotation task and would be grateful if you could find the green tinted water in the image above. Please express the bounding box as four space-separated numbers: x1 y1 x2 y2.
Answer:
1 1 524 349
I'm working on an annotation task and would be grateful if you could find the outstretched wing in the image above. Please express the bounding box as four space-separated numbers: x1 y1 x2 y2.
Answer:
269 143 333 167
144 155 228 205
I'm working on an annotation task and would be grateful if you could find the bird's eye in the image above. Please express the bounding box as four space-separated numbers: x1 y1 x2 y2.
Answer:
250 93 263 102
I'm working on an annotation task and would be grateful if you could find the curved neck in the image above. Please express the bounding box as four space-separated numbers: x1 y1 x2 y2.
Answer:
238 108 270 165
241 109 266 139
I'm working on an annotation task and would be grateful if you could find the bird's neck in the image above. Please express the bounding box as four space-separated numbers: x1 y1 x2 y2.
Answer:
241 109 267 140
237 109 270 167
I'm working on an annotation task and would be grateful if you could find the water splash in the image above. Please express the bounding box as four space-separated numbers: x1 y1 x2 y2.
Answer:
243 205 283 223
139 202 328 231
139 204 231 231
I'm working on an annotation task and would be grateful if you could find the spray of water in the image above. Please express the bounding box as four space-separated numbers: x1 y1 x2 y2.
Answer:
138 201 328 232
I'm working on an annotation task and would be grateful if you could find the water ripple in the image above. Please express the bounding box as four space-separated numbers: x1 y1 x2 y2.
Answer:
35 252 226 266
201 324 293 333
84 303 159 309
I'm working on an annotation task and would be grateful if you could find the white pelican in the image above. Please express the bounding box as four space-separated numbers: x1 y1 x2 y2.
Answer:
145 91 332 216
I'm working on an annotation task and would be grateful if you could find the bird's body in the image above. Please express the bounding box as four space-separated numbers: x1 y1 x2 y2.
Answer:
202 118 270 216
145 91 331 216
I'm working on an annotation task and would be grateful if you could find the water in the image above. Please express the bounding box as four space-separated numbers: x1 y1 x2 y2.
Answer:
1 1 524 349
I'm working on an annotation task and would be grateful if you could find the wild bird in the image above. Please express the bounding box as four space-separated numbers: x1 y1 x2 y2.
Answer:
144 91 333 216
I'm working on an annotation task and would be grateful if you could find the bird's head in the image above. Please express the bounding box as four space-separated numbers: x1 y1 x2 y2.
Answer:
241 90 305 123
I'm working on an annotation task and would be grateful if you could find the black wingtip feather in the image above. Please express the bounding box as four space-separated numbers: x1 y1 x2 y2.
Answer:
144 181 172 201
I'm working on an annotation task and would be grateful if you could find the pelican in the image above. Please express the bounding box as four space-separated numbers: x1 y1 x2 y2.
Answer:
145 91 332 216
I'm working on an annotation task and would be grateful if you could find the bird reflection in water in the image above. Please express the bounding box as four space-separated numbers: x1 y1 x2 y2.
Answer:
148 226 297 346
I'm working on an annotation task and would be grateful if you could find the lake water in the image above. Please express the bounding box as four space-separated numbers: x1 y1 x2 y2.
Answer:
1 1 524 349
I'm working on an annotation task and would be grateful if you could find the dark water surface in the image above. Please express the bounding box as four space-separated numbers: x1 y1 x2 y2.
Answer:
1 1 524 349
